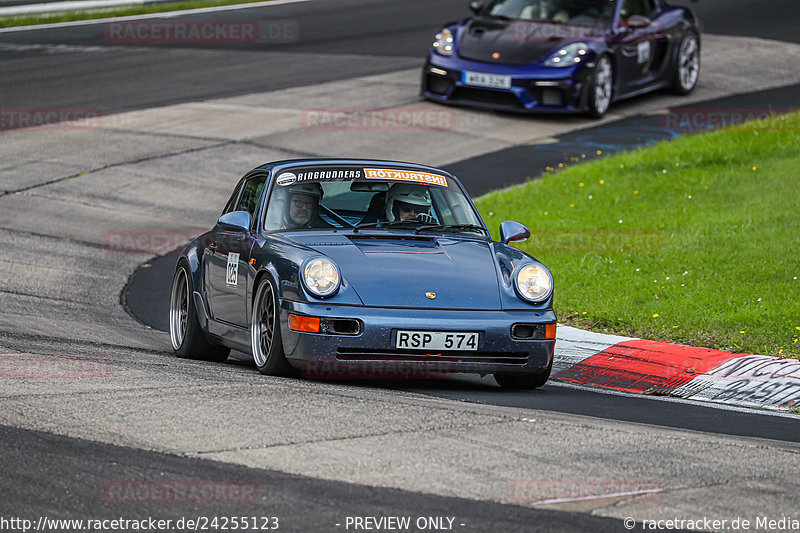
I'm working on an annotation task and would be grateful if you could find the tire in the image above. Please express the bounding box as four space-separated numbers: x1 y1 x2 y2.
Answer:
169 262 230 362
251 277 296 376
586 55 613 119
494 360 552 390
671 32 700 95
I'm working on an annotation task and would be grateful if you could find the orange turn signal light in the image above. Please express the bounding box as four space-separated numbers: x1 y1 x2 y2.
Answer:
545 323 557 340
288 314 320 333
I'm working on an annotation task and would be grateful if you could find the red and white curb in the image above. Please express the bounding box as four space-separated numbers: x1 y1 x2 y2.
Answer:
553 326 800 413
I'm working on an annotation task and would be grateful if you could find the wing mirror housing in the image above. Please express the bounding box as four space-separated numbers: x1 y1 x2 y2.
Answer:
625 15 651 29
469 1 483 15
499 221 530 244
217 210 251 232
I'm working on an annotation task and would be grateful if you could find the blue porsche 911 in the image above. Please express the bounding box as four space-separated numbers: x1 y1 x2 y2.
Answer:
169 159 556 389
422 0 701 117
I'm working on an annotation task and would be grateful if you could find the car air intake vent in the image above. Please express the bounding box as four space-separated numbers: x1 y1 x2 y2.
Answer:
426 74 453 95
321 318 362 336
348 234 433 240
336 349 528 365
451 88 524 109
511 323 547 340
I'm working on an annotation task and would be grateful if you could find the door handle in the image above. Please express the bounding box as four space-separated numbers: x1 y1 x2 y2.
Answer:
208 242 217 252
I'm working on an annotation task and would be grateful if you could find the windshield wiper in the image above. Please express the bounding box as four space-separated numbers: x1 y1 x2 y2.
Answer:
352 221 382 233
481 13 511 21
414 224 489 236
353 220 488 236
352 219 423 233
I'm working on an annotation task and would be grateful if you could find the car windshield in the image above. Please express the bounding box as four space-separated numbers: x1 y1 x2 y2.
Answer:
263 167 485 236
484 0 615 24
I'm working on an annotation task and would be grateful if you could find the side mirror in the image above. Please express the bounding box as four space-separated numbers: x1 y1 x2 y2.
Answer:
499 221 530 244
469 1 483 14
217 210 251 232
625 15 651 29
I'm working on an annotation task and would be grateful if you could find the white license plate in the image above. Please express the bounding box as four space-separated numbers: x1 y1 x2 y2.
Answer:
395 330 479 351
462 71 512 89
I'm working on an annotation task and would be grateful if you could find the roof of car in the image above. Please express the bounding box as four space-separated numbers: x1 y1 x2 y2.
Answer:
254 158 456 177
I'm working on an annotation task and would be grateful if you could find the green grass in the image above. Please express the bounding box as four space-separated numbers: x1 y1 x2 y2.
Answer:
476 111 800 358
0 0 270 28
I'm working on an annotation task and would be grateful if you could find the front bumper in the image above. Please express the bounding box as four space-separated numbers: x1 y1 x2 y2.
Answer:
279 300 556 379
421 53 592 114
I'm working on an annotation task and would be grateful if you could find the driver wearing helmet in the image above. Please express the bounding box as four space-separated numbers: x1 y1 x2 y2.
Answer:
385 183 435 223
280 182 331 229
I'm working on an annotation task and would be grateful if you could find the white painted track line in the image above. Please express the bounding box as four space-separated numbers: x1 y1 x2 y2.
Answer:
0 0 312 33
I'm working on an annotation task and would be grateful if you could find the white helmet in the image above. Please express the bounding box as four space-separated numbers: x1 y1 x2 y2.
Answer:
385 184 432 222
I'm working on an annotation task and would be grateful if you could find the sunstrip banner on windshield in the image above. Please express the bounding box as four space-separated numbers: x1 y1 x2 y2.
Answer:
364 168 448 187
275 167 450 187
276 167 363 186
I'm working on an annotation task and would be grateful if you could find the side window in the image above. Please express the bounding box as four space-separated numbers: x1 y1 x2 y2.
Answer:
236 174 269 228
222 180 244 216
621 0 654 19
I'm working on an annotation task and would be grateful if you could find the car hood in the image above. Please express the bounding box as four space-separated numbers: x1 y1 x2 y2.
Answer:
457 17 602 65
287 233 502 309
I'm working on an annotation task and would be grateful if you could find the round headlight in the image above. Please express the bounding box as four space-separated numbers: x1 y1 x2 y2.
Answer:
303 257 340 298
515 264 553 303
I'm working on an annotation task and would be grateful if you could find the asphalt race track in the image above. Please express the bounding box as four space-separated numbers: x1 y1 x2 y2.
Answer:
1 0 798 115
0 0 454 114
1 425 631 532
2 0 800 531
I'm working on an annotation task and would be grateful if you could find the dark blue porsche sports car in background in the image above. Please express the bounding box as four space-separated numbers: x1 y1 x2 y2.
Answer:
422 0 701 117
169 159 557 389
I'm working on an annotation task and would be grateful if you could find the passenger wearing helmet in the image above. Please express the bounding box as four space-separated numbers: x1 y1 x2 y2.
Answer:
385 183 435 223
280 182 331 230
